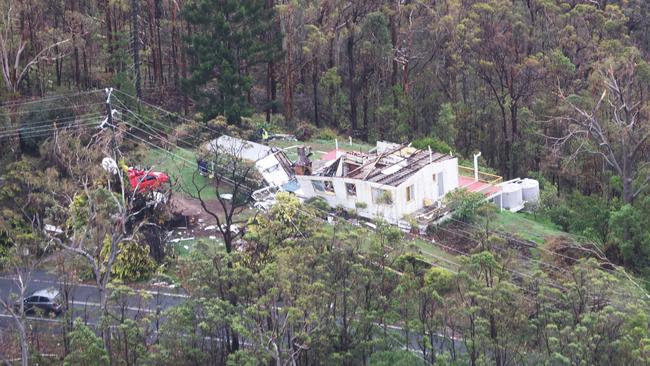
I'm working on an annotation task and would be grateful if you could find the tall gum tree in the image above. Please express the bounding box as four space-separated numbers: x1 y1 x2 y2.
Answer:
0 0 71 156
551 53 650 205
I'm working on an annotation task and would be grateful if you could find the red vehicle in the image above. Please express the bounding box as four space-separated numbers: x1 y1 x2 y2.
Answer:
128 168 170 193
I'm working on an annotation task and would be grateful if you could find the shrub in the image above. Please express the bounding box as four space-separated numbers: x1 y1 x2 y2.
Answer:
172 121 212 147
547 203 571 232
295 122 317 141
394 253 431 276
444 189 487 223
411 136 453 154
355 201 368 210
101 239 157 282
64 318 109 366
315 128 338 141
305 196 331 216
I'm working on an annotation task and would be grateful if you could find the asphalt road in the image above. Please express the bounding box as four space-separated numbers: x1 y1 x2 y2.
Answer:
0 270 464 359
0 270 187 328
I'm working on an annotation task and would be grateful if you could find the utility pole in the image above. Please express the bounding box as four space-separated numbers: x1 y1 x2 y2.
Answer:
131 0 142 100
105 87 117 158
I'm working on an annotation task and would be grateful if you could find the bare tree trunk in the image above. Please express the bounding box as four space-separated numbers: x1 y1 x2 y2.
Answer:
389 5 399 109
132 0 142 99
71 0 80 89
346 24 357 133
147 0 158 87
155 0 164 86
281 8 294 121
312 54 320 127
170 1 179 87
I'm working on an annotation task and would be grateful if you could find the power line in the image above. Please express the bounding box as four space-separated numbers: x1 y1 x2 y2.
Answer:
0 117 104 139
114 90 223 136
0 89 103 108
111 97 196 148
0 113 103 135
446 216 650 290
0 102 105 116
112 91 647 303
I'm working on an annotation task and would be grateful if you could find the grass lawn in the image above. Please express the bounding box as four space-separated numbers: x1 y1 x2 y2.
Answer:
141 146 220 199
268 138 374 161
488 211 568 245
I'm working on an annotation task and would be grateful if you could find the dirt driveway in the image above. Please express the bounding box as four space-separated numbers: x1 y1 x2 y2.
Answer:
169 193 227 225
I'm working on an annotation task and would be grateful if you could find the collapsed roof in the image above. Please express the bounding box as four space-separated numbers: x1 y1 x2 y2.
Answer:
206 135 295 189
207 135 272 162
310 142 453 187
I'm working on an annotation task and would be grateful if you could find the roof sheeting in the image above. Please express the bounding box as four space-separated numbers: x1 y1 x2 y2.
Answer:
361 150 451 186
206 135 272 162
255 152 292 187
344 148 452 187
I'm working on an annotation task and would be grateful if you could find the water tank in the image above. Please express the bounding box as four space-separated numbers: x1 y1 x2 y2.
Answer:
501 182 523 210
521 178 540 203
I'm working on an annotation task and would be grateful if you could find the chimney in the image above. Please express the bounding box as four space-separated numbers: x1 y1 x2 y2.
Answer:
294 146 312 175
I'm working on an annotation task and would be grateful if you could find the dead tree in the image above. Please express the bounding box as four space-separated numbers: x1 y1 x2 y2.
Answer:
190 141 257 254
551 62 650 204
0 0 72 156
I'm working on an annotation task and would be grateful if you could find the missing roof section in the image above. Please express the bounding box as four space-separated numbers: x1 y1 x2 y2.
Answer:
309 142 453 186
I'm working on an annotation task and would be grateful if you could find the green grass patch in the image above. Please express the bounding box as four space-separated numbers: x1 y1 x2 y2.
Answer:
488 211 567 245
141 147 219 199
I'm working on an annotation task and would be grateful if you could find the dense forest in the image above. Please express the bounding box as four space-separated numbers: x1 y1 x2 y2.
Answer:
0 0 650 365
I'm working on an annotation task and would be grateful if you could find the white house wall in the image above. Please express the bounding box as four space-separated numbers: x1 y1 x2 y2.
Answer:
296 156 459 222
296 175 398 222
391 157 458 218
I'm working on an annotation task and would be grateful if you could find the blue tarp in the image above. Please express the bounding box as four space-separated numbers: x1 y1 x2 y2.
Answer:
281 179 301 193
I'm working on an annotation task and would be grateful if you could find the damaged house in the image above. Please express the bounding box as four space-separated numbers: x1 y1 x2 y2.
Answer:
207 135 539 225
295 141 459 223
206 135 298 193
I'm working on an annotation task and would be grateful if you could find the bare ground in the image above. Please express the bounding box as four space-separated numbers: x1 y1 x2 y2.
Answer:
169 193 226 226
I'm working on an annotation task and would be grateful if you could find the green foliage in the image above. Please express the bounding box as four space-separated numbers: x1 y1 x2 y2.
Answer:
433 103 457 147
295 121 317 141
361 12 390 46
183 0 279 123
546 192 612 244
226 350 266 366
246 192 315 250
411 136 454 154
63 318 109 366
67 189 120 232
394 253 432 276
444 189 487 223
100 239 156 282
369 350 426 366
424 267 455 295
609 204 650 269
304 196 331 215
314 127 338 141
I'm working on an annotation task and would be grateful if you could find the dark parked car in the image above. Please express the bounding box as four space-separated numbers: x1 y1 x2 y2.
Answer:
14 288 63 316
